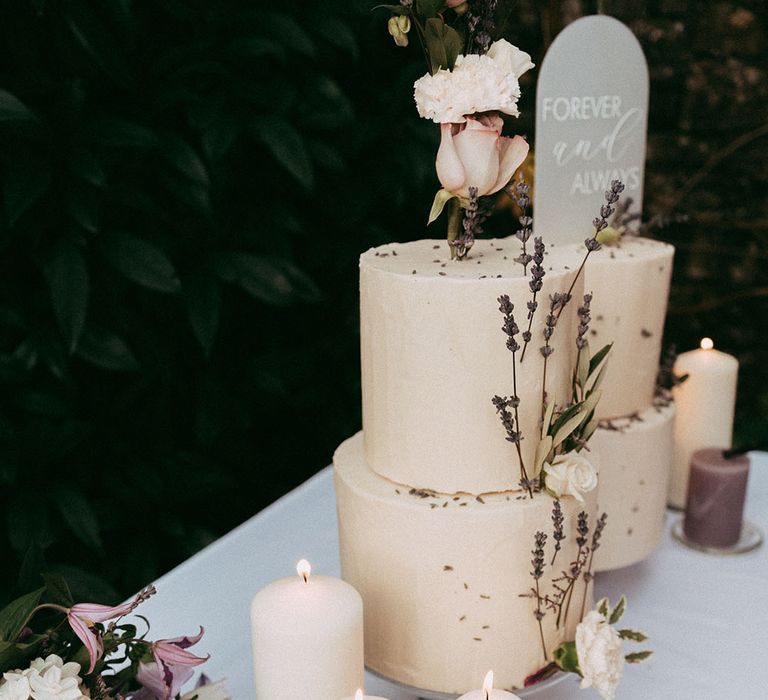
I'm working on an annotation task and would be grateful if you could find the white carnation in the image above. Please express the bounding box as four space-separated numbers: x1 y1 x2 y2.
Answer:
543 451 598 502
413 39 533 123
575 610 624 700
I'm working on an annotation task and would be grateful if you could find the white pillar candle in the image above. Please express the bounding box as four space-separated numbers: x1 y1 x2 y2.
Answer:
250 559 364 699
339 689 391 700
456 671 521 700
668 338 739 508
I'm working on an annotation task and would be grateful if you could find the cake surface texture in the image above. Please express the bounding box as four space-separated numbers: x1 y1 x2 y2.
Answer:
591 400 676 571
334 432 596 694
581 236 674 420
361 238 583 494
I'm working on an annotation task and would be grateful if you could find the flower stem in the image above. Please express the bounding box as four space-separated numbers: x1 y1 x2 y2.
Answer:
446 198 462 260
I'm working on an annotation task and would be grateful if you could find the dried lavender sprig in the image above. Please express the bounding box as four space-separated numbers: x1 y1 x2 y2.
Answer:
512 176 533 272
519 237 546 362
453 186 480 260
539 292 570 416
573 292 593 399
561 512 590 628
551 500 566 565
495 294 533 497
531 530 548 660
580 512 608 620
467 0 498 53
553 181 626 327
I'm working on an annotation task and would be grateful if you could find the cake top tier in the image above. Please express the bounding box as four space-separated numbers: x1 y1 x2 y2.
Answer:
571 235 674 262
360 237 584 281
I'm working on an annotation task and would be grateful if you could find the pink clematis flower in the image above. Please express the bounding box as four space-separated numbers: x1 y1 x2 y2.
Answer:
68 600 136 674
435 113 529 199
137 628 209 700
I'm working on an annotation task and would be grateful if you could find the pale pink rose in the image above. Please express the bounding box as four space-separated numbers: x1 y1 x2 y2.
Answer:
435 114 528 199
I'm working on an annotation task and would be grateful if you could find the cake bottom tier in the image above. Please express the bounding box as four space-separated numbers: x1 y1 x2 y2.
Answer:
592 401 676 572
334 432 597 695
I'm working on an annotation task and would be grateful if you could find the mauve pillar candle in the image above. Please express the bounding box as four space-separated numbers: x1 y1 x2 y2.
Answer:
683 448 749 548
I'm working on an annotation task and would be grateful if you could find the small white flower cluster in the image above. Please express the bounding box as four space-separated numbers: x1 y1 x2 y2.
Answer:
414 39 534 123
0 656 86 700
575 610 625 700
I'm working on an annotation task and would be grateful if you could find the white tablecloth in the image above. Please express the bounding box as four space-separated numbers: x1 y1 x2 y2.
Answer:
138 454 768 699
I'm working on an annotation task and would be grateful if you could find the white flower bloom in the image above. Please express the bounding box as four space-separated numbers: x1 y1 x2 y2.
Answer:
28 665 85 700
413 39 534 123
543 451 598 502
0 656 85 700
181 679 230 700
575 610 624 700
0 672 32 700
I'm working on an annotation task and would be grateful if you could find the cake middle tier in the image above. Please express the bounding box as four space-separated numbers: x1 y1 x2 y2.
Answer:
361 239 583 494
334 432 597 695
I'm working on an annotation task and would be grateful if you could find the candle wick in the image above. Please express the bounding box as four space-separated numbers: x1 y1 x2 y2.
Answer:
301 573 308 583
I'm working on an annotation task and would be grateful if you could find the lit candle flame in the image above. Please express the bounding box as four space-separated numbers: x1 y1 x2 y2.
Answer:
482 670 494 698
355 690 364 700
296 559 311 582
700 337 714 350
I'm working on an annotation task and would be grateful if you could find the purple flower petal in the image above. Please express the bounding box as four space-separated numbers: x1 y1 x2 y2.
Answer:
70 601 135 623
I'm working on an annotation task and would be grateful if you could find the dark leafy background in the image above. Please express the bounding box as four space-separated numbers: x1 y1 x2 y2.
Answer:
0 0 765 604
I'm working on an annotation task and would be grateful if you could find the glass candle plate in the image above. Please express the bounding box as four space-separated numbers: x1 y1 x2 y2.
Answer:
366 665 571 699
671 518 763 555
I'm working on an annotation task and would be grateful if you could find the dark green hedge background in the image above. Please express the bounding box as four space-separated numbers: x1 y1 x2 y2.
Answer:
0 0 765 604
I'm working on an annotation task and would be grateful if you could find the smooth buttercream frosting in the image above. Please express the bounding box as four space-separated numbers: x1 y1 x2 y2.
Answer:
580 236 674 419
591 400 675 571
360 238 583 494
334 432 596 694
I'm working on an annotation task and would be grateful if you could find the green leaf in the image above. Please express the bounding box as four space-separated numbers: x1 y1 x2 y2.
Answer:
46 240 89 353
257 120 313 190
533 435 553 477
215 252 321 306
101 232 180 294
424 18 462 72
76 326 139 372
3 160 51 226
51 488 103 553
261 12 315 57
552 641 580 674
589 342 613 376
0 636 46 672
428 189 457 224
0 588 44 642
94 118 159 149
42 573 74 608
587 360 609 395
618 628 648 643
416 0 443 17
230 37 286 62
576 343 590 390
542 399 556 439
315 18 359 60
625 650 653 664
373 4 410 16
182 272 220 358
597 597 609 617
69 148 106 188
609 595 627 624
162 135 209 187
0 89 37 122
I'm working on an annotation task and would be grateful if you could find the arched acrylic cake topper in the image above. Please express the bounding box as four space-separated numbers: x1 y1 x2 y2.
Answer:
533 15 649 246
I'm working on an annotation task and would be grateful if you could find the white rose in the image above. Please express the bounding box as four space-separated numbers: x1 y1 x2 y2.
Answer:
181 680 230 700
413 39 533 123
575 610 624 700
543 451 598 502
